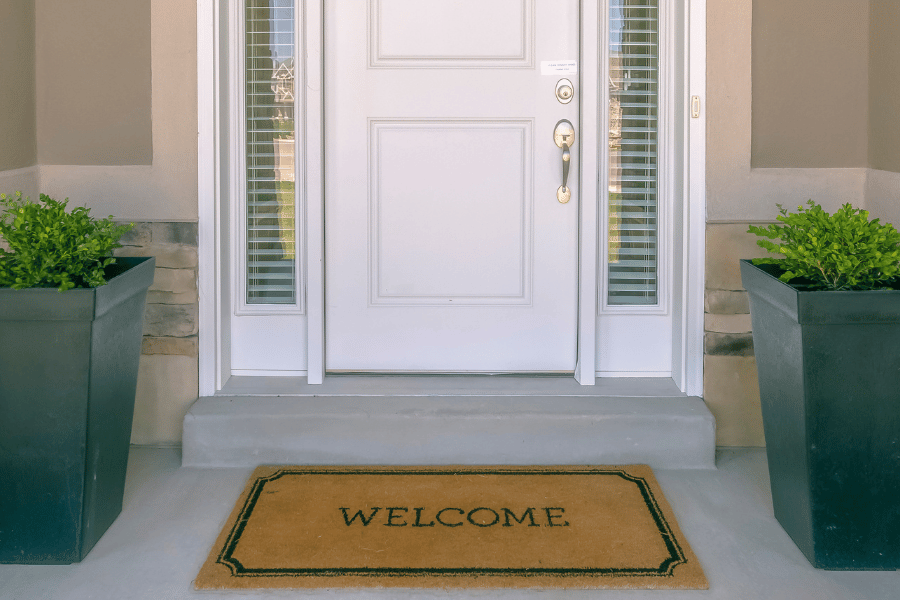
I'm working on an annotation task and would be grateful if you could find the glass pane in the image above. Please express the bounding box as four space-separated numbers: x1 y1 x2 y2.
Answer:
246 0 296 304
608 0 658 306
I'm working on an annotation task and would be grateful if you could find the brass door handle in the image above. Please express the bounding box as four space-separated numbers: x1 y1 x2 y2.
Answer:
554 120 575 203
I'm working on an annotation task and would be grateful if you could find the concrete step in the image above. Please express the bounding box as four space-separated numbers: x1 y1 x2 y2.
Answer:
182 376 716 470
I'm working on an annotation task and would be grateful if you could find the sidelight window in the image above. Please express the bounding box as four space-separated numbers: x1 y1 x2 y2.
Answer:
607 0 659 306
244 0 297 305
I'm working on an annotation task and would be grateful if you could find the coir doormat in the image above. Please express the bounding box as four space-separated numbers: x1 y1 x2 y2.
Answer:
196 465 707 590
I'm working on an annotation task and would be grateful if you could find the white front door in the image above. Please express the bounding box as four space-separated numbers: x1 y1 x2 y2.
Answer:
325 0 580 372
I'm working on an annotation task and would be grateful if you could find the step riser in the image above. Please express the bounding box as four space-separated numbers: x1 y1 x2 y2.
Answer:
183 396 716 469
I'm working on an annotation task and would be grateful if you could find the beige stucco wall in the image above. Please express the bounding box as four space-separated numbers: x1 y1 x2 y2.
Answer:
868 2 900 174
706 0 868 222
5 0 894 447
35 0 152 166
0 0 37 172
0 0 196 446
751 0 870 169
706 0 900 447
9 0 199 445
39 0 198 221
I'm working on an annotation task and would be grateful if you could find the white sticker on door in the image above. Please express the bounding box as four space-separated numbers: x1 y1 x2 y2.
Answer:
541 61 577 75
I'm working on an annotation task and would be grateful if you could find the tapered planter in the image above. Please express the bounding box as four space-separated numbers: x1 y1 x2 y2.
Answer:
740 259 900 570
0 257 155 564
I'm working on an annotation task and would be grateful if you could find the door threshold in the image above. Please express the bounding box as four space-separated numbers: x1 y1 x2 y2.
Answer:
326 371 574 377
216 374 687 398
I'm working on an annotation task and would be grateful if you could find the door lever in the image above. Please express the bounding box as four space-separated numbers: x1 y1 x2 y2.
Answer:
554 120 575 203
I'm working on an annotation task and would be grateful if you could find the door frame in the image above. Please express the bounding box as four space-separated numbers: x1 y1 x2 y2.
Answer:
197 0 706 394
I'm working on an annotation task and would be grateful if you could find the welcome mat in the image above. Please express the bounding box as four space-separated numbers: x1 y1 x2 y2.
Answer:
196 465 707 590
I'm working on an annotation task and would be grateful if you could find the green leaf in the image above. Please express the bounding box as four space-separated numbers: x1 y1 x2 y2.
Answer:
747 199 900 291
0 192 133 291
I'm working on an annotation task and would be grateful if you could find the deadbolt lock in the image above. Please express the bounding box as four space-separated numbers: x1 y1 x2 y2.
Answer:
556 78 574 104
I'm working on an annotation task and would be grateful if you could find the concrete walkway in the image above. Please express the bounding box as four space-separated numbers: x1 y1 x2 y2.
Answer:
2 448 898 599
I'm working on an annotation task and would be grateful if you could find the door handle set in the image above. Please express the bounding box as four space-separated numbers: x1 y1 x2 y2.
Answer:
553 119 575 204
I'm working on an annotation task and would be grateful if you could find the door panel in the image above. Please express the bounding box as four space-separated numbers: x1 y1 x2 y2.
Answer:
372 0 532 67
371 120 532 305
325 0 579 372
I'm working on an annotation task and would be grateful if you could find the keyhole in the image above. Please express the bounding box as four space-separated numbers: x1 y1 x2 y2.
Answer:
556 79 574 104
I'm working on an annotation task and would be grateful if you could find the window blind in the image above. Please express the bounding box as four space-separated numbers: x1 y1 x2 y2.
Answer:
608 0 659 306
245 0 296 304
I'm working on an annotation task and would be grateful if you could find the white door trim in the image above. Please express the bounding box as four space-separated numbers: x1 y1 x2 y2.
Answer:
680 0 706 396
197 0 706 394
197 0 223 396
304 0 326 384
575 0 600 385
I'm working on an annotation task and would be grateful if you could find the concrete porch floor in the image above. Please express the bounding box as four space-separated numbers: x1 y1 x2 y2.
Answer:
3 448 899 599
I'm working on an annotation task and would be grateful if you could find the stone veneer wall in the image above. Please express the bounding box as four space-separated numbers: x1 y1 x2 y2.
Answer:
703 224 771 447
115 221 198 445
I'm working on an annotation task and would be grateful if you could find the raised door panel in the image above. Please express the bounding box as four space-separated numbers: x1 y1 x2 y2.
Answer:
371 0 533 67
370 120 532 305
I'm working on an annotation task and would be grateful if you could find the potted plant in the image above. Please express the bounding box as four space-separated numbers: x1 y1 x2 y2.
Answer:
0 192 155 564
740 200 900 570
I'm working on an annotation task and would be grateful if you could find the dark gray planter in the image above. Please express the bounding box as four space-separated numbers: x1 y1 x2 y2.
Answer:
0 256 155 564
740 259 900 570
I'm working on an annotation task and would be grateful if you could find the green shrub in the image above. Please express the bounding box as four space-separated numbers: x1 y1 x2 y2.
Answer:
748 200 900 291
0 192 133 291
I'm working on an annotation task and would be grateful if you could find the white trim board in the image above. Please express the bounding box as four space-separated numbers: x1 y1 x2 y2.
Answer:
304 0 326 384
197 0 225 396
575 0 600 385
679 0 706 396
